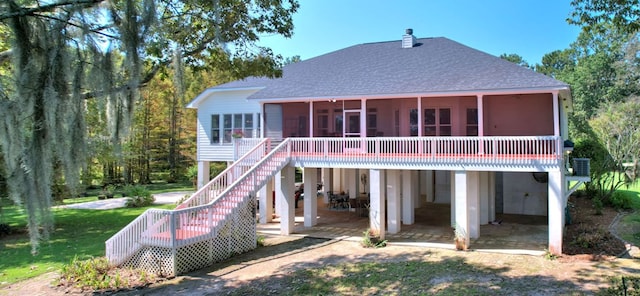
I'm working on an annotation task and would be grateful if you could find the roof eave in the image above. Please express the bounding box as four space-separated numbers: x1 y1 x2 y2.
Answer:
246 85 572 103
186 86 265 109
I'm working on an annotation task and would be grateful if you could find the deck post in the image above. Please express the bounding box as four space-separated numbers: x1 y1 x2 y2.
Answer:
369 169 386 240
454 170 470 247
321 168 332 204
479 171 489 225
467 171 480 239
276 165 295 235
197 161 210 189
425 170 434 203
402 170 415 224
548 170 563 255
489 171 496 222
303 167 318 227
258 179 274 224
387 170 401 233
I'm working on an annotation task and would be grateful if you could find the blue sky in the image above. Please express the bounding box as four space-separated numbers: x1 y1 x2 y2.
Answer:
258 0 582 65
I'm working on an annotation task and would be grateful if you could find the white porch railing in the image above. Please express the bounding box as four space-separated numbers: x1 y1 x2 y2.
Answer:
233 138 265 160
288 136 562 168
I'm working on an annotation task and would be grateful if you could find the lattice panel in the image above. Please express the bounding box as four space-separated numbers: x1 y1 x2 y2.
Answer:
123 246 174 276
174 198 257 275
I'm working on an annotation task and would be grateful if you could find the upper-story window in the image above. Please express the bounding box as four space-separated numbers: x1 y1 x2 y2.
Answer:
211 113 260 144
466 108 478 136
424 108 451 136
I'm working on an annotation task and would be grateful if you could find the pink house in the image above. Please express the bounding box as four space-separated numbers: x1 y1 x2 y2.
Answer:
106 30 590 276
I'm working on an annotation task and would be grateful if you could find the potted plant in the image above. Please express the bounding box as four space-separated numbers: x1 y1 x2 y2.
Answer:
453 224 468 251
231 130 244 139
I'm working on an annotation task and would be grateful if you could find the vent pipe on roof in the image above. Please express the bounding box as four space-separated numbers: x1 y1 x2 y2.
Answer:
402 28 416 48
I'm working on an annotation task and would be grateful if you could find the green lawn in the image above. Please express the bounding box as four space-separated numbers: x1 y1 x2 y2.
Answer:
0 185 190 286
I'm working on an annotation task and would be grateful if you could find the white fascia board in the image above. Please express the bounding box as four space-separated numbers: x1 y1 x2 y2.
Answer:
186 86 264 109
247 85 571 103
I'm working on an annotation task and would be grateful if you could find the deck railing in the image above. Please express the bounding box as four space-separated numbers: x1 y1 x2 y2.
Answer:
233 138 265 160
288 136 562 166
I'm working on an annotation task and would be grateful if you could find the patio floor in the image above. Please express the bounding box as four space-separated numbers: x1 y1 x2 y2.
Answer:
257 196 549 255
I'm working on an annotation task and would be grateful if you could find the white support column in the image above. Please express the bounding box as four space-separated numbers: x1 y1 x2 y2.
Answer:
361 99 367 137
477 95 484 137
417 97 423 137
454 170 470 247
426 170 434 202
467 171 480 239
370 169 386 240
321 168 332 204
548 170 563 255
411 170 421 209
489 172 496 222
303 167 318 227
402 170 415 225
387 170 401 233
347 169 357 199
309 101 314 137
450 171 456 227
276 166 295 235
258 179 274 224
479 171 489 225
333 168 342 192
552 91 560 137
477 95 484 154
197 161 210 189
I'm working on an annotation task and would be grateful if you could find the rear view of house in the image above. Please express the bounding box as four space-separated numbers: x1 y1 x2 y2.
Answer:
106 29 589 276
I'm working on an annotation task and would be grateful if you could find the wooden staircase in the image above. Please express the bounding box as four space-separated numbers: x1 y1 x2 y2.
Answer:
106 139 292 276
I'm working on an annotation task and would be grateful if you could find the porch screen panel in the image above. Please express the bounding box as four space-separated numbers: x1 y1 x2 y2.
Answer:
264 104 283 141
440 109 451 136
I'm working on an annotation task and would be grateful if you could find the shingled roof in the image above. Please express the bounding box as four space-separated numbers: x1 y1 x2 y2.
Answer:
213 37 569 100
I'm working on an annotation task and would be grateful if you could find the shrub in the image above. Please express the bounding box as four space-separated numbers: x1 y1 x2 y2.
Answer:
123 185 154 208
592 196 604 215
361 229 387 248
59 256 159 292
608 191 634 210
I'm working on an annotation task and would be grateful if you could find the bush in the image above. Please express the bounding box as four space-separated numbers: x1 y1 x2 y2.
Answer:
59 256 159 292
123 185 154 208
361 229 387 248
608 191 634 210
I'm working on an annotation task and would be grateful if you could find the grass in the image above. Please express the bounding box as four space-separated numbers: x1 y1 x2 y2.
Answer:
0 183 192 286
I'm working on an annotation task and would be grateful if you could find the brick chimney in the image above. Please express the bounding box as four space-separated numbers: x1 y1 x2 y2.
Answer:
402 28 417 48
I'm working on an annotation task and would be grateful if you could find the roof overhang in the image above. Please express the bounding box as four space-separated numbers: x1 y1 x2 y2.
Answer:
247 85 572 104
186 86 264 109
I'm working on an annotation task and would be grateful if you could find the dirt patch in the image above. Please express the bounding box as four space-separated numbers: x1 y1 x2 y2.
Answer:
561 195 627 260
2 198 639 295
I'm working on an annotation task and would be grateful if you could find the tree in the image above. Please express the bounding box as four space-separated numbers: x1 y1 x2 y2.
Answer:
569 0 640 33
587 97 640 198
0 0 299 252
499 53 531 69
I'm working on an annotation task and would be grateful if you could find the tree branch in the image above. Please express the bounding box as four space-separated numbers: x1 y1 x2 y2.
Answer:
0 0 106 21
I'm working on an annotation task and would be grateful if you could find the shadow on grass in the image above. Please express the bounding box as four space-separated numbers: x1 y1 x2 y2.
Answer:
119 237 596 295
0 205 173 284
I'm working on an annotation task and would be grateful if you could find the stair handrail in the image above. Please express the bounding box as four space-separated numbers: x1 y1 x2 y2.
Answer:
177 138 271 209
105 140 290 265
